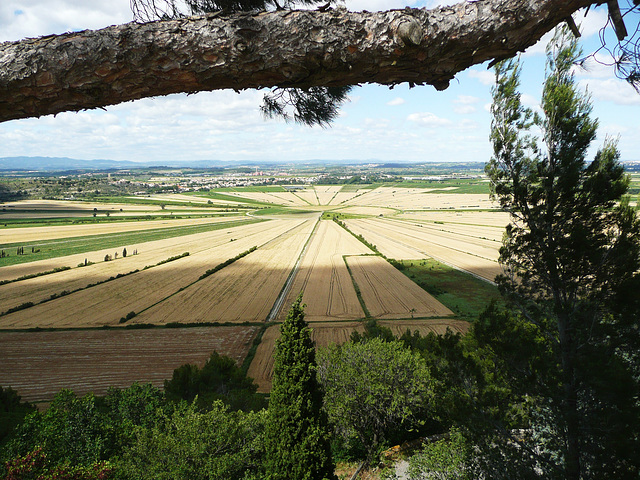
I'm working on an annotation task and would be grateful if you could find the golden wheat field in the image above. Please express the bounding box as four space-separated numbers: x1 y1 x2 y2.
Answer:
0 218 307 328
277 220 369 322
0 186 507 400
344 217 503 282
132 218 317 325
345 255 453 319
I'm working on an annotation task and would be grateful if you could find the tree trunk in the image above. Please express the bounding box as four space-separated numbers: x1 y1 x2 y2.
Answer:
0 0 598 123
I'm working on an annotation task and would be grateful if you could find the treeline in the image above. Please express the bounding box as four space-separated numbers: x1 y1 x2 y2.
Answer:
199 246 257 280
1 303 639 479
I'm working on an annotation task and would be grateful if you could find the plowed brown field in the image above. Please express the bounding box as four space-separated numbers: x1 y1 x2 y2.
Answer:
0 326 257 403
248 318 469 392
346 255 453 319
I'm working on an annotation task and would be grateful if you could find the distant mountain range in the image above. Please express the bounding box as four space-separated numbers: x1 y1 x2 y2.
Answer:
1 156 638 173
0 156 388 171
0 156 235 171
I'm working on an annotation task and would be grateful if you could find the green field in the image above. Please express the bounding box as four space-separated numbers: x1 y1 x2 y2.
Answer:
393 178 492 194
393 258 502 320
0 218 263 267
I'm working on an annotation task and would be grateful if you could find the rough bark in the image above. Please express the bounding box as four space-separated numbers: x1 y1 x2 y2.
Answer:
0 0 599 123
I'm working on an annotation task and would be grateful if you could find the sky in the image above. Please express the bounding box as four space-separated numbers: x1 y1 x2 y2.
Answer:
1 0 639 165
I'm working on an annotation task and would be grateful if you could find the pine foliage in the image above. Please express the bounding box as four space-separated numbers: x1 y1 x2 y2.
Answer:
264 295 336 480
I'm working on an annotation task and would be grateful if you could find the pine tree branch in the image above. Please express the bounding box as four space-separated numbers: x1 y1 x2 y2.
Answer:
0 0 599 123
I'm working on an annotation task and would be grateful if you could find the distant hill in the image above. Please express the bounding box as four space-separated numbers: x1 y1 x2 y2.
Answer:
0 156 143 171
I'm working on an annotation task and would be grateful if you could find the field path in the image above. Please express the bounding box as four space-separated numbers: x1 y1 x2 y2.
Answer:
277 220 369 322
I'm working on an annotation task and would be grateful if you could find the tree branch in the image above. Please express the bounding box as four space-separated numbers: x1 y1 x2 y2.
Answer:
0 0 598 123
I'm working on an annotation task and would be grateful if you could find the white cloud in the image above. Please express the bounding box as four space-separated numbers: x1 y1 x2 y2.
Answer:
573 6 608 39
456 119 479 130
387 97 405 106
454 95 479 105
407 112 452 127
453 105 476 115
0 0 132 41
578 78 640 106
574 52 619 80
521 93 540 110
343 0 419 12
468 69 495 86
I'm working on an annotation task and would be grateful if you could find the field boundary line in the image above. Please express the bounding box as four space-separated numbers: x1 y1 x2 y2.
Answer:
134 218 312 323
349 219 499 285
265 215 321 323
342 255 372 319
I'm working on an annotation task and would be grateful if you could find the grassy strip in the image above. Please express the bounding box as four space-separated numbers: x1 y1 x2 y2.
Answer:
342 255 372 319
80 196 231 209
393 259 502 320
190 191 273 206
0 266 71 286
198 246 257 280
332 217 381 254
0 269 139 317
252 207 316 216
241 324 269 375
0 217 262 268
0 214 234 228
144 252 189 269
393 179 491 194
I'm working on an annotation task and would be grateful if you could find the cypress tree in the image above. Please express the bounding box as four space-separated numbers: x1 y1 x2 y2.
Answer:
264 295 336 480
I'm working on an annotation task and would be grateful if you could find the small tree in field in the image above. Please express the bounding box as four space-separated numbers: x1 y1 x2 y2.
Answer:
263 295 335 480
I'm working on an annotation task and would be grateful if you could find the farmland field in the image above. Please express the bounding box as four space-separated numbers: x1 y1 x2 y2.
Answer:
276 220 370 322
345 255 453 319
248 318 468 392
0 326 258 403
0 218 310 328
0 185 507 401
131 218 317 325
344 217 503 282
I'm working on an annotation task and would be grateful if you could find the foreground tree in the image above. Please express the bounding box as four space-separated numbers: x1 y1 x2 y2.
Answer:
317 337 434 465
486 26 640 479
0 0 634 123
164 351 265 411
118 401 266 480
264 296 335 480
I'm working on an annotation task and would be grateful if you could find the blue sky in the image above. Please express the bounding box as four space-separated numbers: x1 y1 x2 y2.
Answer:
1 0 639 164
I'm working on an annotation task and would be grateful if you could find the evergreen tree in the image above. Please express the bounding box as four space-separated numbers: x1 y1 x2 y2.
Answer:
264 295 336 480
486 27 640 479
